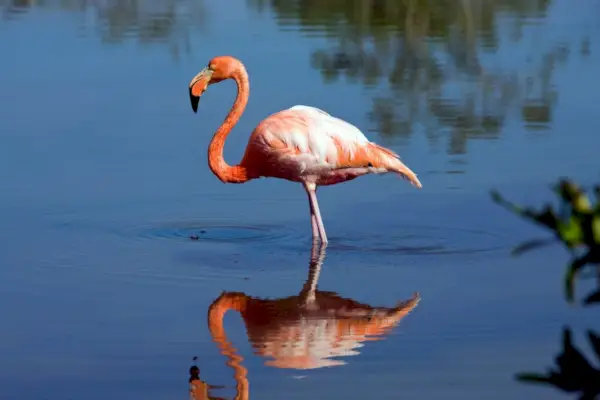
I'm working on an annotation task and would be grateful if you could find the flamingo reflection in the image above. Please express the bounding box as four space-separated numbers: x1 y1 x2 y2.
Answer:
199 241 420 398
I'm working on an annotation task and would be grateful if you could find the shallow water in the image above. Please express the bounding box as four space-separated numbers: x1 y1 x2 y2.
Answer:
1 0 599 399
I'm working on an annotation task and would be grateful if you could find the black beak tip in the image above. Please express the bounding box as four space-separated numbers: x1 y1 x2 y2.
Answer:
189 87 199 113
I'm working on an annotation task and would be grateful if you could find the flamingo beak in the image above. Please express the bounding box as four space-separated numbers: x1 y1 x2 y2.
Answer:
189 67 213 113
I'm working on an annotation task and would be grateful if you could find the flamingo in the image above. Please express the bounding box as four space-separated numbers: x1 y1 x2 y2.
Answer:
188 55 422 244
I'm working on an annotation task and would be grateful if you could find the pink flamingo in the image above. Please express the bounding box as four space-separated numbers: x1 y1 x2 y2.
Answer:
188 56 422 244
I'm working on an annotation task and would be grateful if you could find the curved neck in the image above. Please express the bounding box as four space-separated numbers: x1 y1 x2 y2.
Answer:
208 67 254 183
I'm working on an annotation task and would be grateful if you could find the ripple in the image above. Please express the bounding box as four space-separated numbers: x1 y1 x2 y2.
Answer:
51 214 510 256
115 220 302 245
325 224 510 255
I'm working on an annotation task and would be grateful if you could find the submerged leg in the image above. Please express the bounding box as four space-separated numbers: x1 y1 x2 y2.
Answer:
304 182 328 244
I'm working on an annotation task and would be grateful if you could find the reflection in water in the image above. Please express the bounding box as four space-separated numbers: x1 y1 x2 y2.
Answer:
2 0 594 170
516 327 600 399
250 0 593 171
201 242 419 398
0 0 205 60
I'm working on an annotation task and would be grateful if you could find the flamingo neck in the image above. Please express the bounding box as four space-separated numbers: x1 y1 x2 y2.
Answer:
208 67 255 184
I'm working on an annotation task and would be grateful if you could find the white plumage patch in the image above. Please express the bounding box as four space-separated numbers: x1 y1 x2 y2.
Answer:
259 105 371 171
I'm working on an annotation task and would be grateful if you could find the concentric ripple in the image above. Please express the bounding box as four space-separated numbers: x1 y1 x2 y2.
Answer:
115 220 303 244
50 214 511 255
324 224 511 255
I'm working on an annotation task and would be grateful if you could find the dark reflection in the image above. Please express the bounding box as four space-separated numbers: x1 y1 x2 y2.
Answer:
516 327 600 399
249 0 592 171
0 0 206 60
491 178 600 397
188 363 229 400
207 241 420 376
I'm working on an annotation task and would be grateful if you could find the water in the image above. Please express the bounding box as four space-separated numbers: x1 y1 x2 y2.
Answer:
0 0 599 398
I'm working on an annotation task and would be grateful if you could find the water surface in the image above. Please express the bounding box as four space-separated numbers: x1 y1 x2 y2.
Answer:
1 0 599 399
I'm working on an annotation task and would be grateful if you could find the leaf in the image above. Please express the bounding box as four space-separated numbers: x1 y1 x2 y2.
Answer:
515 372 553 384
492 180 600 305
564 253 593 302
489 190 559 231
490 189 502 203
593 215 600 244
593 185 600 204
556 217 585 247
511 238 556 256
554 179 592 212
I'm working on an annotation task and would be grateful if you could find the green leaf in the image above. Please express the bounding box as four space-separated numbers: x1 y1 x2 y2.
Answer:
564 252 594 302
592 215 600 243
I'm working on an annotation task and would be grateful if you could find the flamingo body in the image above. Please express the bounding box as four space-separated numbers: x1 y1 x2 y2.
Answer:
188 56 422 244
241 105 422 188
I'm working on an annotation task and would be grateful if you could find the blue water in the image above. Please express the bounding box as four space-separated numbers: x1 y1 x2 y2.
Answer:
0 0 599 398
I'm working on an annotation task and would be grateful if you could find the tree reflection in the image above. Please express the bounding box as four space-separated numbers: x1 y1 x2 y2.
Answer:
0 0 206 61
249 0 591 166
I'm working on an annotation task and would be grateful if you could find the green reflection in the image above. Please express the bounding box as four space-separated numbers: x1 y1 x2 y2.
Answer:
1 0 206 61
250 0 592 171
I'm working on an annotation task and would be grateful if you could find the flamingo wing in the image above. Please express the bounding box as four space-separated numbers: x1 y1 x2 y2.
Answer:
286 104 371 149
249 105 421 188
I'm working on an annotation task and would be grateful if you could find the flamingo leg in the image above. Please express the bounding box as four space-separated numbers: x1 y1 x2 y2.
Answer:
304 182 328 244
310 214 319 240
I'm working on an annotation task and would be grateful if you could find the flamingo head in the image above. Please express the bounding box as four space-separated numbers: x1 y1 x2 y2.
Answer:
188 56 241 113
